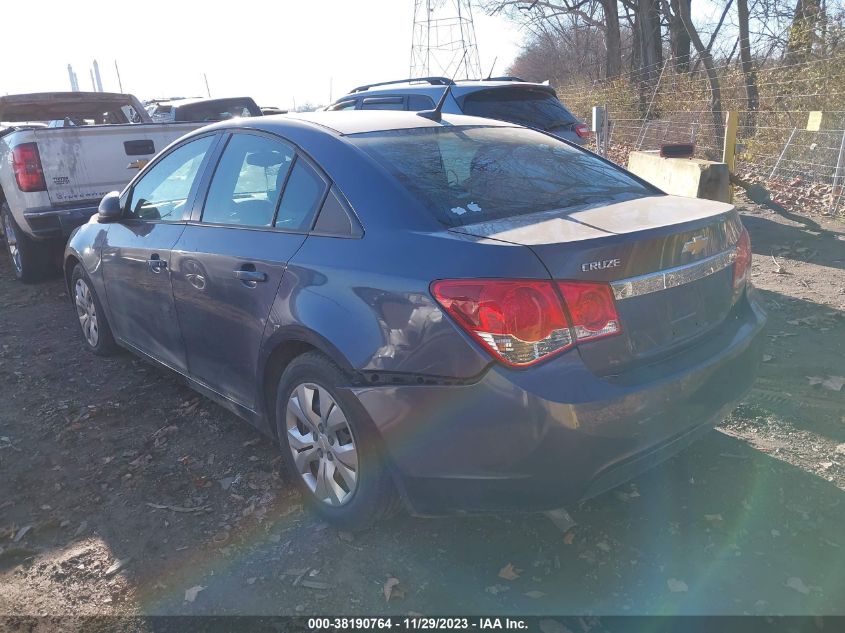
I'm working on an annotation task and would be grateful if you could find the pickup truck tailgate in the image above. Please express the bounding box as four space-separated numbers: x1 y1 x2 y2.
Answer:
33 122 203 207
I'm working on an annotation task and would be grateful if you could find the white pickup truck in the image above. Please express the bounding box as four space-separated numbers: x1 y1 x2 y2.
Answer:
0 92 205 282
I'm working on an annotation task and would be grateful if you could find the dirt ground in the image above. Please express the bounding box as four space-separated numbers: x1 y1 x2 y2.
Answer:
1 198 844 619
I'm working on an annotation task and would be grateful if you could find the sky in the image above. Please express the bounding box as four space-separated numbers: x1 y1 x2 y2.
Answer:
0 1 523 108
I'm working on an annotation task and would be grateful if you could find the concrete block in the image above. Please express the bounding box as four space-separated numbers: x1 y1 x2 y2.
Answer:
627 151 730 203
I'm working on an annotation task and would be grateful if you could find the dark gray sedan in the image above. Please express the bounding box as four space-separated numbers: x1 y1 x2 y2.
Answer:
65 112 766 529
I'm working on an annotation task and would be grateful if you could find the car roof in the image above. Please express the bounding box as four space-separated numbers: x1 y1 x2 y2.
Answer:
249 111 516 136
337 80 554 100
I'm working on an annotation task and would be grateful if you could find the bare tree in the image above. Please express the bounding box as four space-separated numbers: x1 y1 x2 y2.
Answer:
786 0 823 60
482 0 623 78
737 0 760 129
677 0 725 150
666 0 692 72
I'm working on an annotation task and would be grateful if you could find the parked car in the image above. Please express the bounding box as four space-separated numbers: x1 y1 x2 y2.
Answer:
147 97 262 123
326 76 590 145
0 92 207 282
65 111 766 529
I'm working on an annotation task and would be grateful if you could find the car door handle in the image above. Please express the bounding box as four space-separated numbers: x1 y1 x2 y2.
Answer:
148 254 167 273
233 269 267 283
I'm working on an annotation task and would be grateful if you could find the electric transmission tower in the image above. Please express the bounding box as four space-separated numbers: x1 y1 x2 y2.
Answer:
410 0 483 80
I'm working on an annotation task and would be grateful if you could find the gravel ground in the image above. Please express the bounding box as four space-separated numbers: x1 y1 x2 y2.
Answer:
1 199 844 618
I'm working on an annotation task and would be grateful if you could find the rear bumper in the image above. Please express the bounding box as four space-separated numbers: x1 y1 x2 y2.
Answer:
352 290 767 516
23 206 96 240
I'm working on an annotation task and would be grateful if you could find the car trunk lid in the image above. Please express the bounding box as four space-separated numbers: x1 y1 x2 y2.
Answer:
450 195 743 373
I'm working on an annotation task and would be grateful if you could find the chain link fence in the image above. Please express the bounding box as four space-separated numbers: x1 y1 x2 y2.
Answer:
555 51 845 216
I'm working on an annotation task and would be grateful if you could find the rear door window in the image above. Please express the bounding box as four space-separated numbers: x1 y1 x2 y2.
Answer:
407 94 436 111
275 159 328 231
461 88 578 133
202 133 294 227
361 96 405 111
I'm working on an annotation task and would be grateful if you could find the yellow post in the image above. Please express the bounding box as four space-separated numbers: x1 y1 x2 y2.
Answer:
723 110 738 202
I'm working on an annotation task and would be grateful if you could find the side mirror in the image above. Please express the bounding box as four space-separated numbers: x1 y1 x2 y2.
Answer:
98 191 123 222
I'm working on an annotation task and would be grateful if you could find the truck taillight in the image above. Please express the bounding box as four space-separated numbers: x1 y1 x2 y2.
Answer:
574 123 591 139
733 228 752 299
431 279 621 367
12 143 47 192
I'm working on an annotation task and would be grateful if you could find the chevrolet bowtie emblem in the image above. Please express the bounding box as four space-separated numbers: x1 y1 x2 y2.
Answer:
682 234 709 256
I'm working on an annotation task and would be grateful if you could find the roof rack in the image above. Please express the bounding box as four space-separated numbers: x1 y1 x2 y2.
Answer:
349 77 455 94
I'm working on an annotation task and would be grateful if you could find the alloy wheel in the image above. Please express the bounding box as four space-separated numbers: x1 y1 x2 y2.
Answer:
74 279 99 348
3 212 21 275
286 383 358 506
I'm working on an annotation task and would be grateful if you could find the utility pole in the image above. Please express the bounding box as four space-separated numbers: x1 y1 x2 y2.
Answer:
114 60 124 93
67 64 79 92
93 59 103 92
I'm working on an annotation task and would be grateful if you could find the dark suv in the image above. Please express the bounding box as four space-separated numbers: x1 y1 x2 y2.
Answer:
65 111 765 529
326 77 590 145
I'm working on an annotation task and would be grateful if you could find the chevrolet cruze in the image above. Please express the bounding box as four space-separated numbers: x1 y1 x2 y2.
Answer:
65 111 766 529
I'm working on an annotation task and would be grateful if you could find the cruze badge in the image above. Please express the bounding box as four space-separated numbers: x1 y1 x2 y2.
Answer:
581 258 621 272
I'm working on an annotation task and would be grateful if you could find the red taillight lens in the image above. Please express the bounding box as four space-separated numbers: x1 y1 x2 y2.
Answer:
431 279 621 367
12 143 47 192
733 228 751 296
557 281 622 342
574 123 591 139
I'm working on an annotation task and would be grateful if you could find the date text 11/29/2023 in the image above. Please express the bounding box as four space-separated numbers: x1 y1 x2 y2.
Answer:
307 617 529 630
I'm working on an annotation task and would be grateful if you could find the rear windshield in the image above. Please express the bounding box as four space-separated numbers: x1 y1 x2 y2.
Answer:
175 99 261 122
461 88 578 132
350 125 652 227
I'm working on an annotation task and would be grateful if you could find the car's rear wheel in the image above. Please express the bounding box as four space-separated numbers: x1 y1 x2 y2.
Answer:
2 203 51 283
71 264 118 356
275 352 400 530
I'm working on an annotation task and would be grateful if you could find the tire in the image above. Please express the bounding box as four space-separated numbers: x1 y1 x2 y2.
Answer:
70 264 119 356
2 202 51 283
275 352 401 530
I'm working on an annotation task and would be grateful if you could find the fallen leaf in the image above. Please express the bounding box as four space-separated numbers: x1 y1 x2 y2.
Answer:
301 579 331 590
704 514 724 525
383 577 404 602
762 354 773 362
13 525 32 543
184 585 205 602
563 531 575 545
544 508 577 533
807 376 845 391
105 558 131 577
525 590 547 599
667 578 689 593
498 563 522 581
786 577 810 594
821 376 845 391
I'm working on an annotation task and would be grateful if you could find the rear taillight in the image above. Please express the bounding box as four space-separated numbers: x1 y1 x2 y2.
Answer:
556 281 622 342
574 123 591 139
431 279 621 367
12 143 47 192
732 228 751 298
